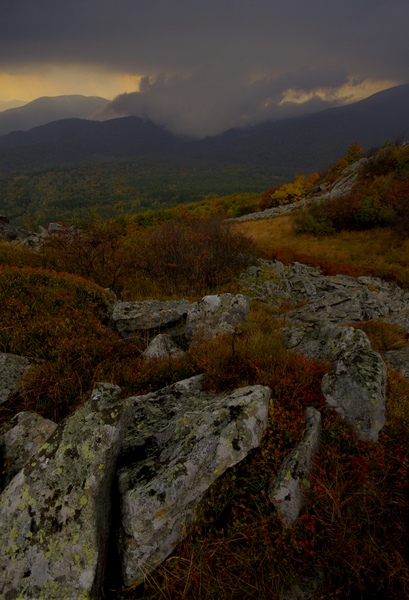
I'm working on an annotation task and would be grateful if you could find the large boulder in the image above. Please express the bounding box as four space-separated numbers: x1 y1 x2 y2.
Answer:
117 375 271 585
0 383 129 599
185 293 250 341
321 326 386 442
111 299 192 341
0 411 57 491
0 352 33 405
269 407 322 527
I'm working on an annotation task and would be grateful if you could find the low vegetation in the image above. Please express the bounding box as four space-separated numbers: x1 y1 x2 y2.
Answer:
1 143 409 598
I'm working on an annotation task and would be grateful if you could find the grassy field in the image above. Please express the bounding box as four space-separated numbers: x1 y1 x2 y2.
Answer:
235 213 409 286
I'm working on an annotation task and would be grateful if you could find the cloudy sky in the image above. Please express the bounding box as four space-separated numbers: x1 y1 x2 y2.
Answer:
1 0 408 136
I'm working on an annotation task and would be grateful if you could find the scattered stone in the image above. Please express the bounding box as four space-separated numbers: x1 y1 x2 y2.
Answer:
185 293 250 341
269 407 322 527
0 352 33 405
142 333 184 360
0 412 57 491
0 383 129 600
117 376 271 585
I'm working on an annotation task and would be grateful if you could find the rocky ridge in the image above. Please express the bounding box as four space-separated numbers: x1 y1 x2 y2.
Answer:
1 187 409 596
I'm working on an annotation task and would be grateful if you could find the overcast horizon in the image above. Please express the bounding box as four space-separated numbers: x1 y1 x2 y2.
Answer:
1 1 408 137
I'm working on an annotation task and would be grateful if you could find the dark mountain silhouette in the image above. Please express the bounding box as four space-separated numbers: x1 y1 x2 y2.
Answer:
0 95 109 137
0 85 408 174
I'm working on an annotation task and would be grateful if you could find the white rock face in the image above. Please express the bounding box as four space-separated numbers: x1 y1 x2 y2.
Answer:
269 407 322 527
117 376 271 585
0 383 129 600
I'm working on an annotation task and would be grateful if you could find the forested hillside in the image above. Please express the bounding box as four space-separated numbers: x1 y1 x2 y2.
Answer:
0 160 283 227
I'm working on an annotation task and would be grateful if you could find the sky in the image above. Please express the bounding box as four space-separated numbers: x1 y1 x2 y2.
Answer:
1 0 408 137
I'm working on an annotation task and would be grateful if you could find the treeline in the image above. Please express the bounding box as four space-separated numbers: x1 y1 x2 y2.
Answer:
0 159 286 227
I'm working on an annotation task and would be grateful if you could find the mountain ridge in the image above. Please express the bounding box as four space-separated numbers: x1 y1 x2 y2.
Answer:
0 84 408 173
0 94 109 137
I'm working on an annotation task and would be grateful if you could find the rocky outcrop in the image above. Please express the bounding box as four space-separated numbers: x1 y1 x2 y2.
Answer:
0 215 34 244
241 260 409 330
0 383 128 599
240 258 409 440
0 377 270 596
185 293 250 341
385 347 409 378
142 333 185 360
233 158 367 223
269 407 321 527
321 326 386 442
0 352 33 405
117 376 270 584
0 411 57 490
111 293 250 347
110 298 192 342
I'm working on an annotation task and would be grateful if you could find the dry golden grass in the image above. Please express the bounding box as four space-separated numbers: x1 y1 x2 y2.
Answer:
234 214 409 286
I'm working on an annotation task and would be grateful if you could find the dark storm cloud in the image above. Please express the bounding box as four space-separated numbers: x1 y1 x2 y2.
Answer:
2 0 409 135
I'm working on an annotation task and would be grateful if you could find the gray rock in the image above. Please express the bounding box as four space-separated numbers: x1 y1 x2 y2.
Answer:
117 376 271 585
280 570 324 600
269 407 321 527
385 347 409 378
185 293 250 341
111 299 192 341
0 382 129 600
322 327 386 442
0 352 33 405
0 412 57 490
142 333 184 360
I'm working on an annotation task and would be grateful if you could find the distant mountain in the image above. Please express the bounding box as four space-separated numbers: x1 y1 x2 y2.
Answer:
0 95 109 136
0 85 408 174
179 84 409 172
0 100 27 112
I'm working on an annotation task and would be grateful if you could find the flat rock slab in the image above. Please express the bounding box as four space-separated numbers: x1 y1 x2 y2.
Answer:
0 411 57 490
0 383 129 600
117 376 271 585
111 299 192 341
0 352 33 405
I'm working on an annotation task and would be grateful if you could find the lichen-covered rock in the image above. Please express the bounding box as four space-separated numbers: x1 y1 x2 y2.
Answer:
0 352 33 405
0 382 129 599
0 412 57 491
117 376 270 585
111 299 192 341
142 333 184 360
385 347 409 378
269 407 321 527
185 293 250 341
322 326 386 442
